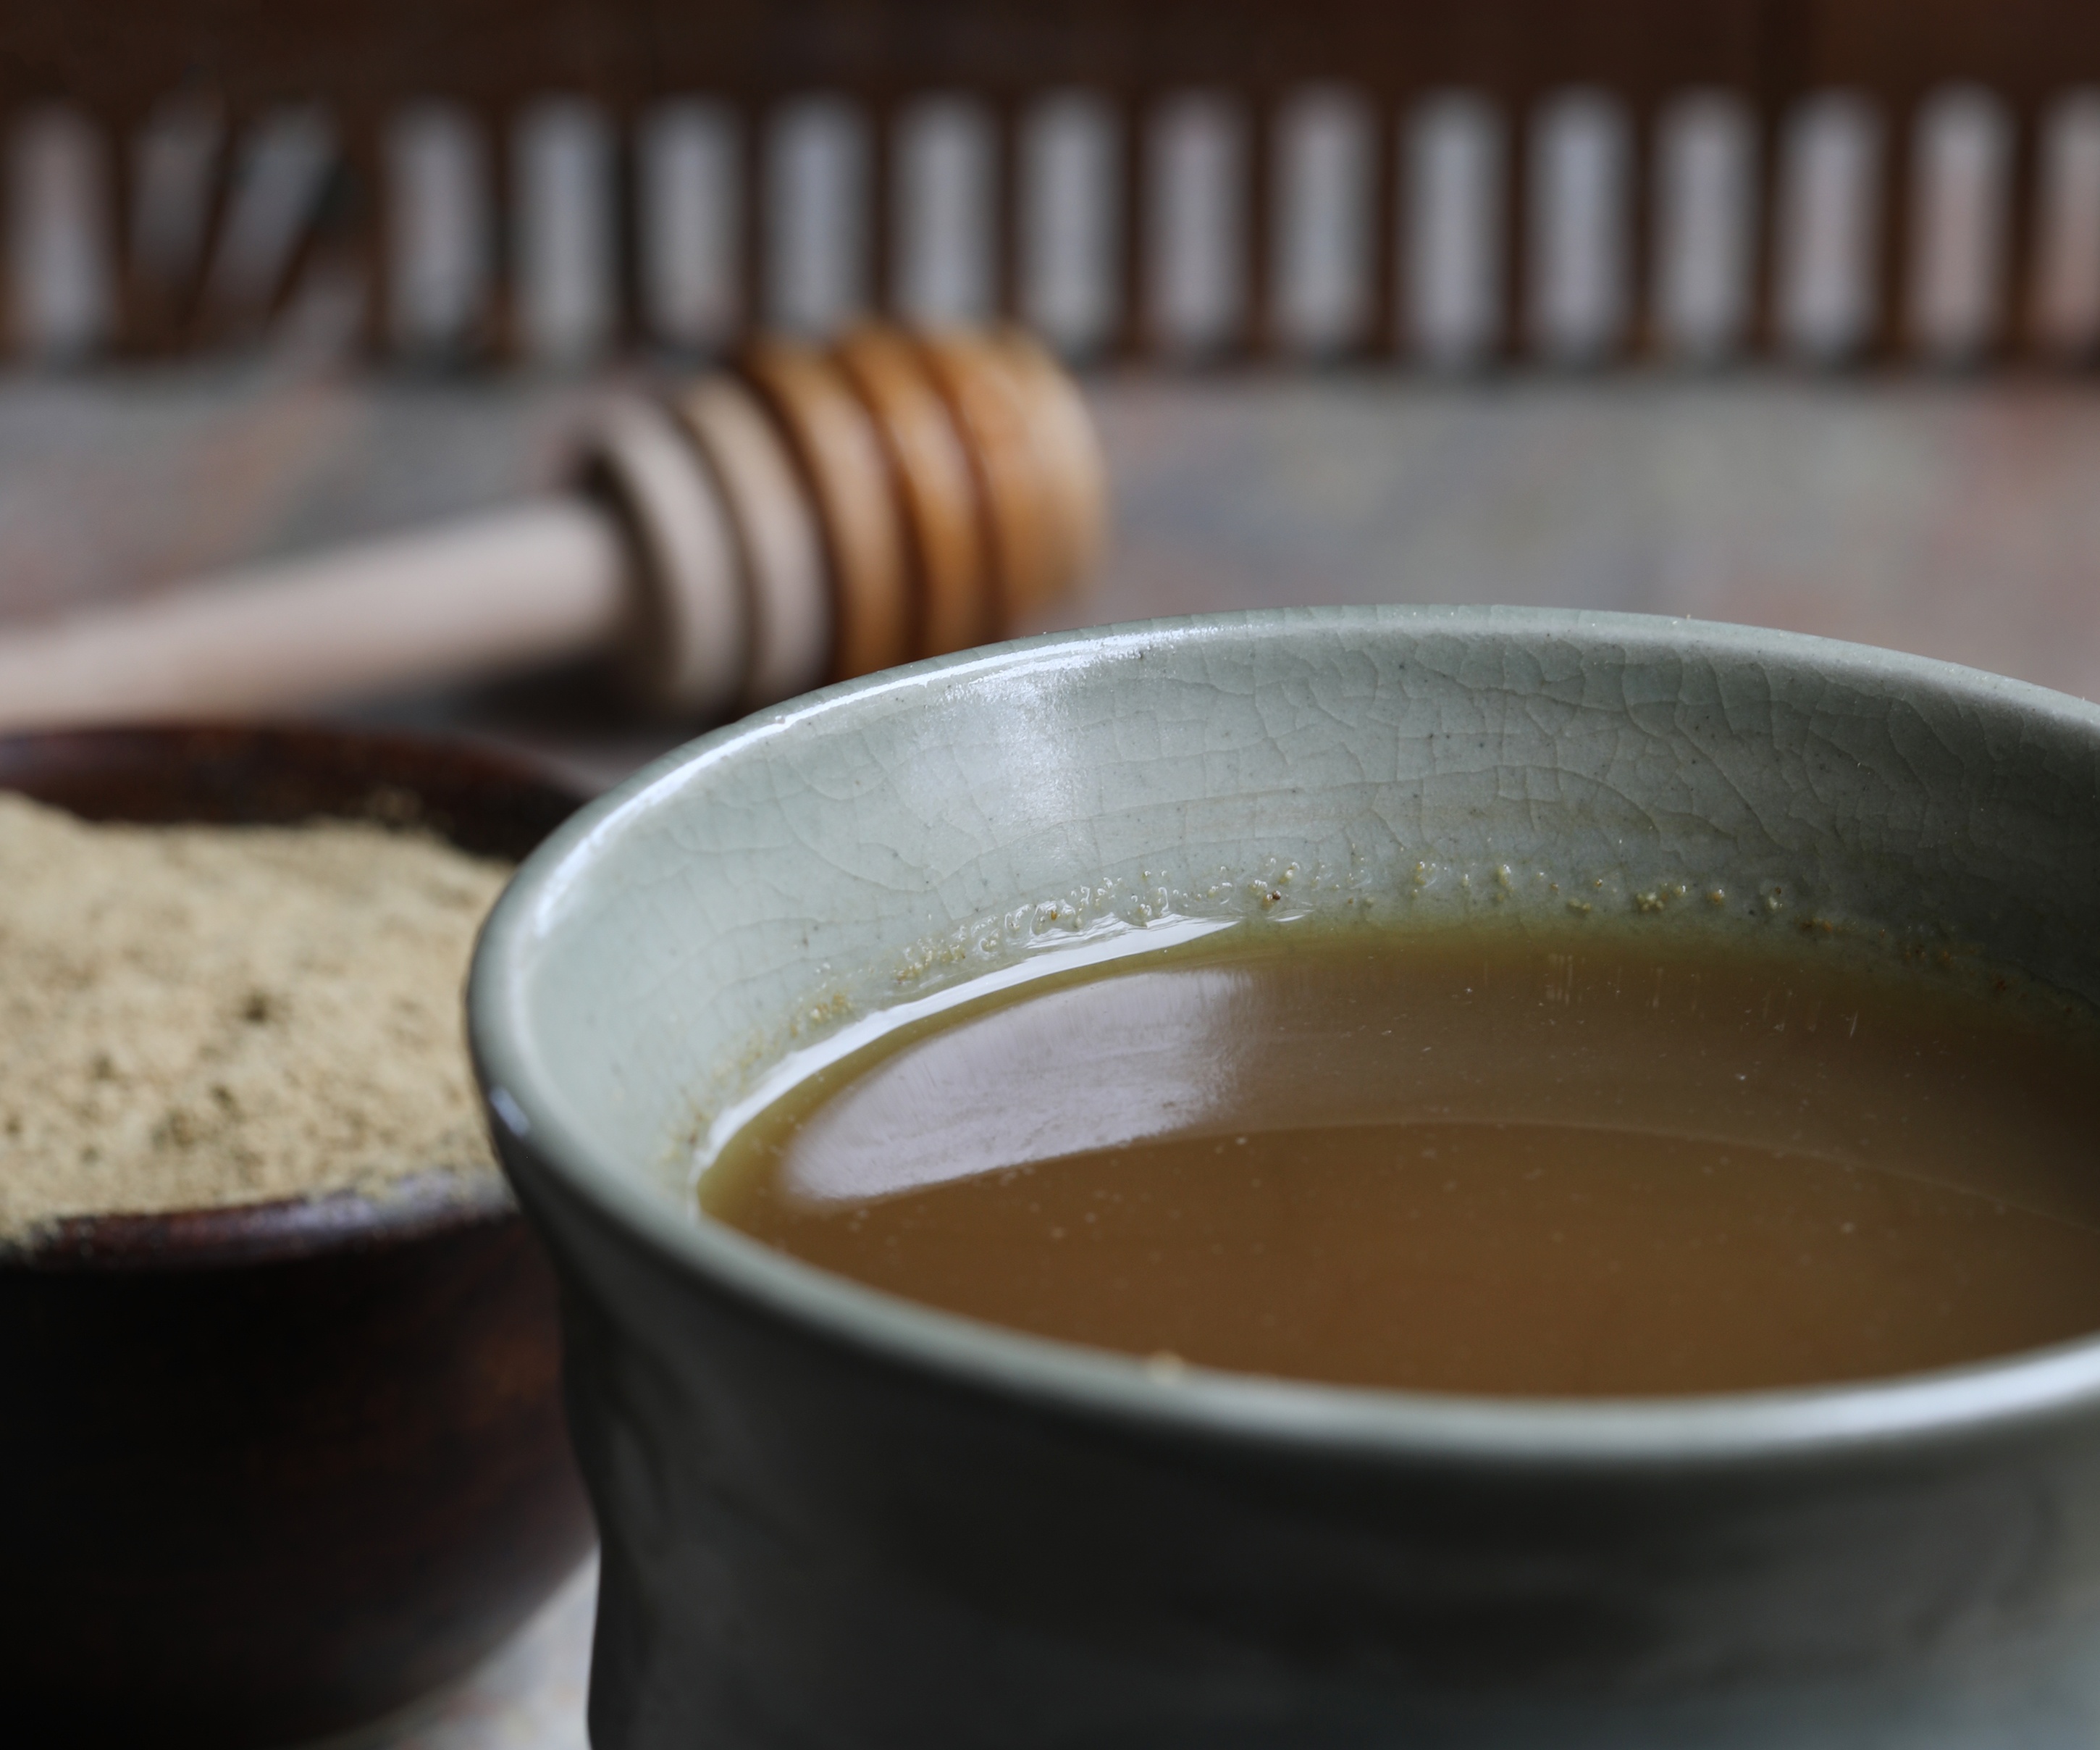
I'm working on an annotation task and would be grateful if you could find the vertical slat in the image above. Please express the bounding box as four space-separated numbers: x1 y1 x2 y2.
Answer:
1270 85 1374 359
1144 89 1248 359
1652 91 1759 361
893 93 997 325
2029 89 2100 359
1018 88 1120 356
1773 91 1883 362
1403 93 1508 369
7 106 117 361
511 97 617 364
763 93 871 338
1528 88 1633 363
385 100 492 357
1906 84 2012 362
636 99 742 355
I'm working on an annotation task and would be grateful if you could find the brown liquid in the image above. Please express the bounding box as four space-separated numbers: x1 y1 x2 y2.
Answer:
700 923 2100 1397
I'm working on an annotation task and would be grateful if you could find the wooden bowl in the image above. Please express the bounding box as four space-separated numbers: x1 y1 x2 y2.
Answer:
0 724 597 1749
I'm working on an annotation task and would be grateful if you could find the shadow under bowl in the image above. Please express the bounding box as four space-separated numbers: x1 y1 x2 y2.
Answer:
0 724 597 1749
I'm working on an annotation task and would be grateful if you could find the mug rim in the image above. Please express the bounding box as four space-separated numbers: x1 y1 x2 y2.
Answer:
470 605 2100 1473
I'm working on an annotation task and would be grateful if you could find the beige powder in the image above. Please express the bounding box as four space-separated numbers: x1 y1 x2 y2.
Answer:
0 792 513 1243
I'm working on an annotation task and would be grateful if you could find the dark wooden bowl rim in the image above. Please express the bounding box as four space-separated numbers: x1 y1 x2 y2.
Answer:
13 1173 521 1273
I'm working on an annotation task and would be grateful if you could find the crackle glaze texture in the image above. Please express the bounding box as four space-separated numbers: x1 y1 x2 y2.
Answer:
472 608 2100 1749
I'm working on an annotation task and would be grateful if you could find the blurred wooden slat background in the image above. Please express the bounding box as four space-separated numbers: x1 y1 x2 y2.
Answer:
7 0 2100 367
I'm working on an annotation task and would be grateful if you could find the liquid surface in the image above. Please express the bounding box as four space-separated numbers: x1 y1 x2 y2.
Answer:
700 923 2100 1397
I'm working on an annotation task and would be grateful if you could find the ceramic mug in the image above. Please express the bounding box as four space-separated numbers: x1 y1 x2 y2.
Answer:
471 607 2100 1748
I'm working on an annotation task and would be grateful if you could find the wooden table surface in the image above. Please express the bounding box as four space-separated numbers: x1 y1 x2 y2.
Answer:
7 363 2099 788
6 359 2099 1746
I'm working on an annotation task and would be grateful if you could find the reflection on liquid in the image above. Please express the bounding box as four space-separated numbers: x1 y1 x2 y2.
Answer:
775 967 1250 1203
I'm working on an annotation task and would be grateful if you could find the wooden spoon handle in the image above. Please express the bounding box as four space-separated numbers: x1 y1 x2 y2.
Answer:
0 500 629 731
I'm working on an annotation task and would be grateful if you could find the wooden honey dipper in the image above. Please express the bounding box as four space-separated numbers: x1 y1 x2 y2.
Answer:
0 325 1105 731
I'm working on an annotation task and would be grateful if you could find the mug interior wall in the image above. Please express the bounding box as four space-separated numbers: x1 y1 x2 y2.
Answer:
499 609 2100 1212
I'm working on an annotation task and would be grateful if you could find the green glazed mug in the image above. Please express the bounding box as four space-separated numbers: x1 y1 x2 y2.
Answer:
472 608 2100 1748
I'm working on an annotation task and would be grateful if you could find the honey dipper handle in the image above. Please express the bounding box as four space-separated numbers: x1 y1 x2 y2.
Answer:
0 500 630 731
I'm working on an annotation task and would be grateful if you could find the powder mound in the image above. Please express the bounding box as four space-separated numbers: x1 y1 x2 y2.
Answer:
0 792 513 1243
